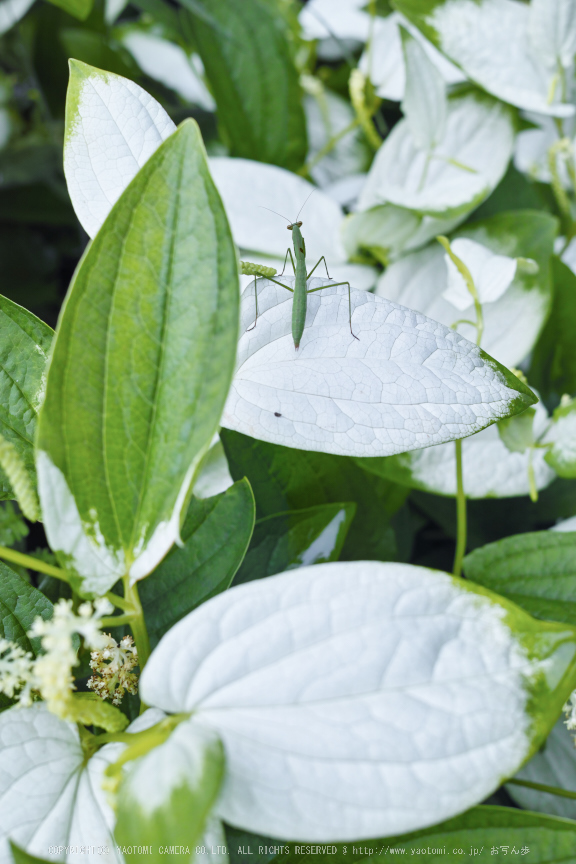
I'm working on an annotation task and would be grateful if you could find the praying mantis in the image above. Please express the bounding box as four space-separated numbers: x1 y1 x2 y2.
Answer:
240 206 359 350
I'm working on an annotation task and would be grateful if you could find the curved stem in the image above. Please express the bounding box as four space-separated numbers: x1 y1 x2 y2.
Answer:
453 438 467 578
0 545 69 580
507 777 576 801
124 577 151 671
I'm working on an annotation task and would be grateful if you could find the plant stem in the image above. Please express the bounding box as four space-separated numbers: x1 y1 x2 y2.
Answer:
100 614 138 628
105 591 133 612
507 778 576 800
453 438 466 578
0 545 69 580
124 577 151 671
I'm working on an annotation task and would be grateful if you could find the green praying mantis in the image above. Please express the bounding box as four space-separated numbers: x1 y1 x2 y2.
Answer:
240 203 359 350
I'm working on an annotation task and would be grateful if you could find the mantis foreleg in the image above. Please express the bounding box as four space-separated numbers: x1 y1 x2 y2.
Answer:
307 280 359 341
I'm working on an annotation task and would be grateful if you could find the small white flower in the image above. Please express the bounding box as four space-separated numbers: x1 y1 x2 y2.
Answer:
0 639 35 701
442 238 518 311
88 633 138 706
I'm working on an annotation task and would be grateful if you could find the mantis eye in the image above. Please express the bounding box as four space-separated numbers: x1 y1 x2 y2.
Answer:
297 221 303 227
287 224 293 230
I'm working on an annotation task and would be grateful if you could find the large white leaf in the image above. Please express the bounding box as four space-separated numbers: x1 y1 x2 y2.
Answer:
63 60 176 239
529 0 576 71
303 87 368 189
376 218 552 368
357 91 514 217
141 561 576 840
403 0 575 117
0 705 165 864
299 0 370 43
360 398 555 499
400 26 447 152
118 29 215 111
506 717 576 819
358 12 465 102
221 275 535 458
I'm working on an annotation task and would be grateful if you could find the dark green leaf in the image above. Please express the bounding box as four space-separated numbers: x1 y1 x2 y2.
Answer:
531 257 576 399
473 164 556 222
10 841 52 864
185 0 307 170
463 531 576 626
234 503 355 585
140 479 255 647
0 294 53 501
37 119 239 596
44 0 94 22
269 805 576 863
0 560 53 655
0 502 28 546
221 430 408 562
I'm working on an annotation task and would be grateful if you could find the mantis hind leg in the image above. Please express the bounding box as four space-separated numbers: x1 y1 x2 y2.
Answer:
280 248 296 276
306 256 330 280
307 280 360 341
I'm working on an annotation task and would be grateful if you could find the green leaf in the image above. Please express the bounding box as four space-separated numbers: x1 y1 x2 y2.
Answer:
43 0 94 21
37 119 239 596
0 295 53 502
115 723 224 864
463 531 576 627
185 0 307 170
531 257 576 398
66 693 129 732
140 479 255 647
269 805 576 862
233 503 355 586
0 561 53 656
0 502 28 547
221 430 409 562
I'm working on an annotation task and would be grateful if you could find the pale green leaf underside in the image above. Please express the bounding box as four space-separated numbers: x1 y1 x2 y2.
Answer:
37 120 239 595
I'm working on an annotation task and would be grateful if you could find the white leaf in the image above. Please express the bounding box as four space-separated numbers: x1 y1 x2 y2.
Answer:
400 26 447 151
529 0 576 70
118 31 215 112
0 705 165 864
542 398 576 477
377 231 550 369
303 87 368 189
193 437 234 500
357 91 514 217
359 12 465 102
369 399 555 499
141 561 574 840
506 718 576 819
426 0 574 117
299 0 371 43
552 514 576 532
514 112 576 186
221 276 534 458
64 61 176 238
442 238 517 310
0 0 34 36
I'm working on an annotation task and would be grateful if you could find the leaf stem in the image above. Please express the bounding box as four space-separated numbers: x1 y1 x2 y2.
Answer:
507 778 576 800
453 438 466 578
124 577 151 672
0 545 69 581
100 614 138 628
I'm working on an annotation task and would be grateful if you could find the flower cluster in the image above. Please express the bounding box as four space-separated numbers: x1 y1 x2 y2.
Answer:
88 634 138 705
0 598 138 718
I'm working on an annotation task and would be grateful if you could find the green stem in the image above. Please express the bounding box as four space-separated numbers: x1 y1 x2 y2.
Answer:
528 448 538 503
100 614 138 628
105 591 133 612
507 778 576 800
124 577 151 671
453 438 467 578
0 545 69 581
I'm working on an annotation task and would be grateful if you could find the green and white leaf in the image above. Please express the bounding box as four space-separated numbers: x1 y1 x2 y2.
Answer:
64 60 176 238
400 26 447 152
299 0 371 45
376 211 555 367
358 397 555 499
222 275 535 458
529 0 576 72
543 397 576 478
0 296 52 501
37 121 239 596
115 723 224 864
506 717 576 819
442 238 519 310
357 90 515 218
117 28 215 111
358 11 465 102
141 561 576 840
0 0 34 36
395 0 575 118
